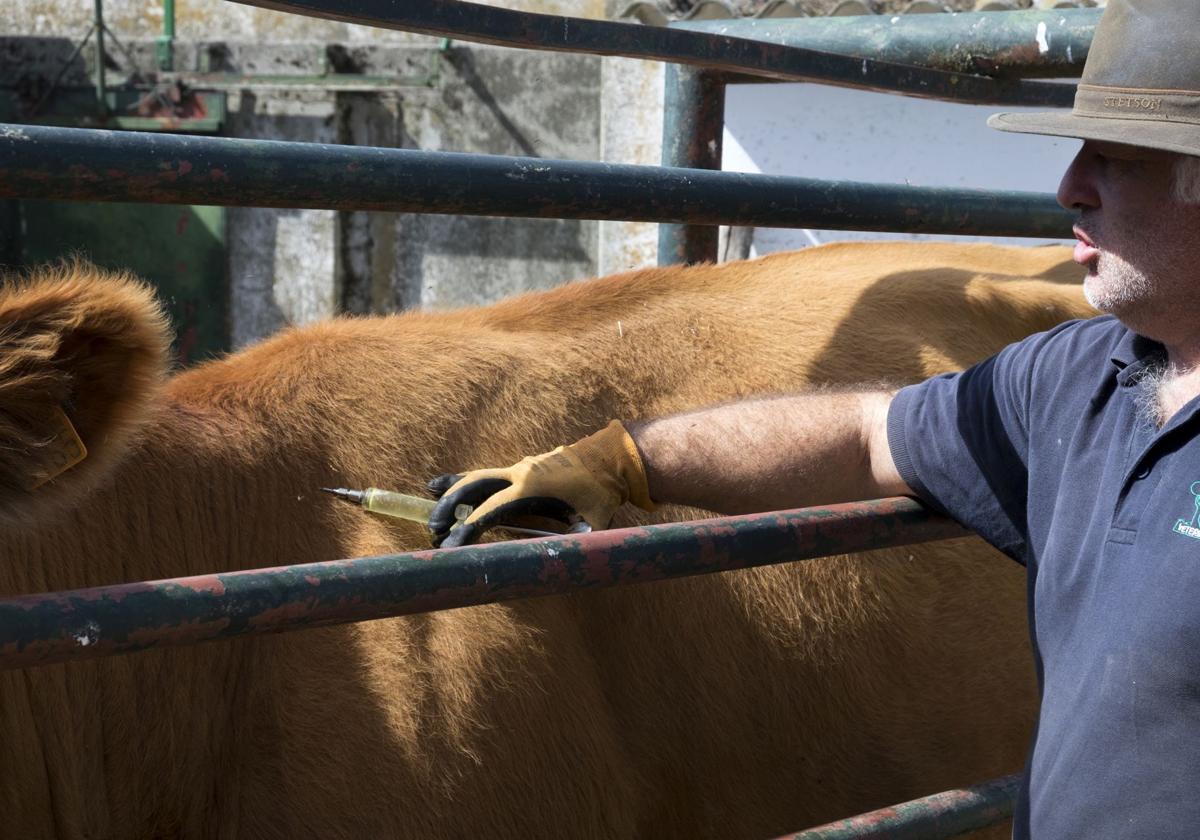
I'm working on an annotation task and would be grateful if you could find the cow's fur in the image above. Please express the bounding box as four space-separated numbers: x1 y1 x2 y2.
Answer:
0 242 1095 839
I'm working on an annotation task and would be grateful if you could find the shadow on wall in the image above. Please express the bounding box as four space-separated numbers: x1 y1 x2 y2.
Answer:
442 48 540 158
0 37 98 116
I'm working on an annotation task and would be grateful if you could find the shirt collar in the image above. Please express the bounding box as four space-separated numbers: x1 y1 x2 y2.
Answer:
1111 328 1167 387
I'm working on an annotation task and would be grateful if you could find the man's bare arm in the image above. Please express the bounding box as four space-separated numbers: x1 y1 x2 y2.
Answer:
628 391 912 515
429 390 913 546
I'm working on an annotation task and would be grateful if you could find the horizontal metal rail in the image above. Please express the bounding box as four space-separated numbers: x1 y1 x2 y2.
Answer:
0 498 967 671
229 0 1074 107
783 774 1020 840
678 8 1098 81
0 124 1073 237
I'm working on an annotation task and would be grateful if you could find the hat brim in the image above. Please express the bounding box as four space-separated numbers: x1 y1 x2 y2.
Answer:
988 111 1200 158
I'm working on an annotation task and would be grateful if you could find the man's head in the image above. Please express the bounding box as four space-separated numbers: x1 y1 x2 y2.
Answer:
988 0 1200 343
1055 142 1200 330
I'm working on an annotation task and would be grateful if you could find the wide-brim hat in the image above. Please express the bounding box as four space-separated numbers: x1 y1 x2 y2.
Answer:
989 0 1200 158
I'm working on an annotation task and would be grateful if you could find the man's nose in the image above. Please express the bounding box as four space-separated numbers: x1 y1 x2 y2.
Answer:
1056 144 1101 211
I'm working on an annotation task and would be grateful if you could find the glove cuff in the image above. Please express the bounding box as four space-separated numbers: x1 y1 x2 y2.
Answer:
568 420 657 512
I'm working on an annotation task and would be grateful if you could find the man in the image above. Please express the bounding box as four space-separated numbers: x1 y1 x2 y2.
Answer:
429 1 1200 836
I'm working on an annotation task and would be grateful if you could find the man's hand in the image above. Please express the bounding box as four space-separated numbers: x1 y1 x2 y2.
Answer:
428 420 656 547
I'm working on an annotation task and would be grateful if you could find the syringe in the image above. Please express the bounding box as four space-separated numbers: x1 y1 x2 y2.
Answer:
320 487 563 539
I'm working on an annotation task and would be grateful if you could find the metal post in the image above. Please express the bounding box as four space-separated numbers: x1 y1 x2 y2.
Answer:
658 66 725 265
157 0 176 71
92 0 108 116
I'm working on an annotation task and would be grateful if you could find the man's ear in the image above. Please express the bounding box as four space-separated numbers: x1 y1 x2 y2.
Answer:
0 261 171 524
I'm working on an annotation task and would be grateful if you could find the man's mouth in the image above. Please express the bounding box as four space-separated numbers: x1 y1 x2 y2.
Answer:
1073 226 1099 266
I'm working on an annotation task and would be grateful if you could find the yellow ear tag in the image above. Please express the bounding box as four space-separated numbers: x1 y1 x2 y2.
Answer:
28 406 88 491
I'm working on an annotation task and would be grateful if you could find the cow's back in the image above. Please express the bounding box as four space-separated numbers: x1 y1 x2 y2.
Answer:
191 242 1083 837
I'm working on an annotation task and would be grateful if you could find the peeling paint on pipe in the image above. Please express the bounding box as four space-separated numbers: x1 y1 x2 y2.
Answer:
0 499 967 671
677 8 1098 81
781 773 1020 839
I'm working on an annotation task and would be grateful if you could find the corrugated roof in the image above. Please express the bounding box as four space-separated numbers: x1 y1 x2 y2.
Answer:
619 0 1101 26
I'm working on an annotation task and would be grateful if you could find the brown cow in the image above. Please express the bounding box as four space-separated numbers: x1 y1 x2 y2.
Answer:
0 242 1093 839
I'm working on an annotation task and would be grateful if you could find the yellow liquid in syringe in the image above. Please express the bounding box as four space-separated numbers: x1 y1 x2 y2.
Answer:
321 485 565 539
357 488 472 525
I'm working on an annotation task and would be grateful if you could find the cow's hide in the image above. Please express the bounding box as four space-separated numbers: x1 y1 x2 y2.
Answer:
0 243 1094 839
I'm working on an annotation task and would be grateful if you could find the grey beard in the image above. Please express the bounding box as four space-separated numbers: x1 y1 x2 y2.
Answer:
1083 254 1156 314
1134 360 1173 429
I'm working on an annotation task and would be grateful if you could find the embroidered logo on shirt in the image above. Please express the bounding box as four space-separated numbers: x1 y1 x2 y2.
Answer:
1172 481 1200 540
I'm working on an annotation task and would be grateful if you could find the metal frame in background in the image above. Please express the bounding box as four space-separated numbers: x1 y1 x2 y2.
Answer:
230 0 1078 105
0 5 1096 243
660 8 1099 263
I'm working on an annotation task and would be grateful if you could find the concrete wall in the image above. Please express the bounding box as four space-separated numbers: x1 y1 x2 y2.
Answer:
221 87 342 347
598 56 663 276
339 48 602 317
2 0 611 350
1 27 605 347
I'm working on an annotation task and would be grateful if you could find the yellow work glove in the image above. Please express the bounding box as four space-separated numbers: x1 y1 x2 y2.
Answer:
427 420 656 547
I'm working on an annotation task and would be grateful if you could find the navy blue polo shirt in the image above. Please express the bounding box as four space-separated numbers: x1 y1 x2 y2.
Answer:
888 314 1200 839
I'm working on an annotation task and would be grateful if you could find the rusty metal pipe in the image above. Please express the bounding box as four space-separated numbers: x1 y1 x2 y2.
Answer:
229 0 1076 107
0 499 968 671
0 124 1074 237
780 774 1020 839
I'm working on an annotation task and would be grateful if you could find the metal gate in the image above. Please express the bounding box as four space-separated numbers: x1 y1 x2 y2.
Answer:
0 2 1098 836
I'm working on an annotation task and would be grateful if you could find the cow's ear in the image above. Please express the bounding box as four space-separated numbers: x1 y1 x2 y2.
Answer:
0 262 171 523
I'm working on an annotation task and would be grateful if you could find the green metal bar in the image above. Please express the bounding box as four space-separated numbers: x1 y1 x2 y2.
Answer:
782 774 1020 840
658 67 724 266
676 8 1097 82
0 499 968 671
229 0 1074 107
0 124 1075 237
92 0 108 117
157 0 175 71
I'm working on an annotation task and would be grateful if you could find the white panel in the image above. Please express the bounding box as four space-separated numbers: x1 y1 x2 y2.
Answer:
723 82 1081 253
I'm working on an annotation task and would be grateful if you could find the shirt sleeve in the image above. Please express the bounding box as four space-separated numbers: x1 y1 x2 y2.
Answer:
886 331 1055 564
